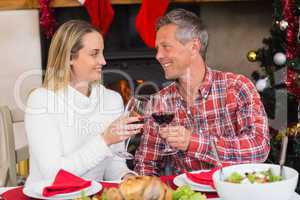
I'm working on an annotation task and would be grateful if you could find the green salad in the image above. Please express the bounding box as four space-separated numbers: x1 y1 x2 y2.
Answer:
173 185 207 200
226 168 282 184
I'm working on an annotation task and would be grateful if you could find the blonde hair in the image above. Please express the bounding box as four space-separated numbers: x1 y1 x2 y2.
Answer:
43 20 100 91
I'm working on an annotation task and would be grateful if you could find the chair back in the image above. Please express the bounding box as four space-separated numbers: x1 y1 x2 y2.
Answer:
0 109 9 186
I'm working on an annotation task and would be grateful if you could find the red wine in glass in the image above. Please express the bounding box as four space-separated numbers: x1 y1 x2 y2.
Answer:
150 95 178 155
151 112 174 125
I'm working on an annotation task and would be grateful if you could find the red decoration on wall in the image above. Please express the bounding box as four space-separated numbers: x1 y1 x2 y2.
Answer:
135 0 169 48
286 68 300 100
39 0 56 38
283 0 300 101
79 0 115 36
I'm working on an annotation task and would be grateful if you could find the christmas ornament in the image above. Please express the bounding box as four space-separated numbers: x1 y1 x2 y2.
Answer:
78 0 114 36
256 77 270 92
39 0 56 38
247 51 257 62
277 123 300 139
279 20 288 30
136 0 169 48
273 52 287 66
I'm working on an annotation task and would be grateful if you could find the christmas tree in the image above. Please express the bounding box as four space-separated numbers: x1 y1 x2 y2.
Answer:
248 0 300 183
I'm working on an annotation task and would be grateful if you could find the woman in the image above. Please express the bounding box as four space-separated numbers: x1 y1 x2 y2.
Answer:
24 20 142 186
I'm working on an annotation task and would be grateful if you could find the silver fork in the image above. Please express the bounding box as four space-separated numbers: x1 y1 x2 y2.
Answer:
279 135 288 178
210 139 224 181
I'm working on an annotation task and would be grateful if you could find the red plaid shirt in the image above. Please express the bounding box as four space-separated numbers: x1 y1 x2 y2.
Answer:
134 67 270 176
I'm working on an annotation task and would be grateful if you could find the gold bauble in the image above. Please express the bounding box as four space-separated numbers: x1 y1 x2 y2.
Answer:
247 51 257 62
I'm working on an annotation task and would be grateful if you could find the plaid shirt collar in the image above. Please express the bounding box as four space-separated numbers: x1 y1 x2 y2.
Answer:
166 66 213 100
198 66 213 99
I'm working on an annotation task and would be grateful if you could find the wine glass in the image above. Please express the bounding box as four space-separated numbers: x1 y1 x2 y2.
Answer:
150 94 178 156
114 96 149 159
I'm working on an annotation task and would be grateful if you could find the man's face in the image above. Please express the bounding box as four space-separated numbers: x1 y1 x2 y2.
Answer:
155 24 193 80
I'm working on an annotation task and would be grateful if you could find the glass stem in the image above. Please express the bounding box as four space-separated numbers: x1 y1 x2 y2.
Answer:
125 137 131 152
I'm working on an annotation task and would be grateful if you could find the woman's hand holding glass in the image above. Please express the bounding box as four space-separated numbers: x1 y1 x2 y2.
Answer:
102 115 143 146
113 96 149 159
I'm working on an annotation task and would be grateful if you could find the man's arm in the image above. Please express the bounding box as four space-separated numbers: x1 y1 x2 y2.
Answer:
187 75 270 166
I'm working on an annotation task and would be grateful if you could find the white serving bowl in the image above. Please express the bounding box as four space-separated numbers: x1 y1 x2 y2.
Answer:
212 163 299 200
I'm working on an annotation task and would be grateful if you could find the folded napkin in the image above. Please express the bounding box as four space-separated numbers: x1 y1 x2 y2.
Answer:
42 169 92 197
185 168 219 188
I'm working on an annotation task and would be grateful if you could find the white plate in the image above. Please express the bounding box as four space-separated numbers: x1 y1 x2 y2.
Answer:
23 181 102 200
173 170 216 192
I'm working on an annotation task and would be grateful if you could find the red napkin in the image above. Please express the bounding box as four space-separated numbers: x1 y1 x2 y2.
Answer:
185 168 219 189
42 169 91 197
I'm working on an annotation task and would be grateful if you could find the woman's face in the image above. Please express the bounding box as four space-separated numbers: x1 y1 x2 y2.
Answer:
70 31 106 85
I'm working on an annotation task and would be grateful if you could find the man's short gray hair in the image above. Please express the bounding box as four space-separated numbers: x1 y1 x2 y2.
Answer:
156 9 208 59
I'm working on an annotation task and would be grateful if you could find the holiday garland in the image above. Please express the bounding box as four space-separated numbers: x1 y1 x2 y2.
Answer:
283 0 300 101
39 0 56 39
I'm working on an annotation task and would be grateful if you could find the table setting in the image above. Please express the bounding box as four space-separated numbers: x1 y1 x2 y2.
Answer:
1 163 300 200
1 96 300 200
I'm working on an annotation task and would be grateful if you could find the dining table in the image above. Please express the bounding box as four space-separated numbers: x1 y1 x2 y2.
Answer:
0 175 219 200
1 175 300 200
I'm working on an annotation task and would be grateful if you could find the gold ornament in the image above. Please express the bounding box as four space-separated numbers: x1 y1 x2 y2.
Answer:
286 123 300 137
247 51 257 62
275 123 300 140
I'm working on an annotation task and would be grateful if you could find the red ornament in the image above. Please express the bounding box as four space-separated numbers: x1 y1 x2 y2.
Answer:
283 0 300 101
39 0 56 38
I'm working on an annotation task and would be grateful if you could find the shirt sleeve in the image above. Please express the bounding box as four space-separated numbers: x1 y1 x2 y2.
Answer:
187 75 270 166
25 89 113 180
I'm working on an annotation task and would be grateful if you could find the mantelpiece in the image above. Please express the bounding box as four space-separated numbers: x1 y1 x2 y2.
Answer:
0 0 262 10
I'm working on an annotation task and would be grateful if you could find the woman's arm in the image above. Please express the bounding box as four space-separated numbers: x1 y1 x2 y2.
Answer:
25 89 113 179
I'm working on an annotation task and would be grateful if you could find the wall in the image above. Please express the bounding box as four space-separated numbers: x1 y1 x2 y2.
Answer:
0 10 42 119
202 2 273 78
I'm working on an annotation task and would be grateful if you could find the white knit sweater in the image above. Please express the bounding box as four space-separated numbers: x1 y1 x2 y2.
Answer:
25 84 131 186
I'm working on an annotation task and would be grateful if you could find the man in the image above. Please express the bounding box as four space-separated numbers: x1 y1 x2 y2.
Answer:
134 9 270 176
